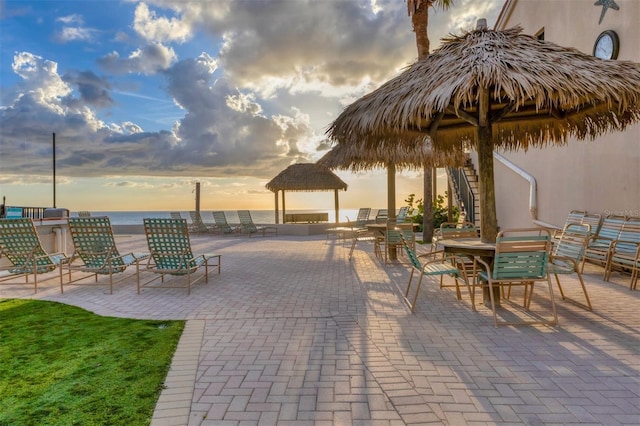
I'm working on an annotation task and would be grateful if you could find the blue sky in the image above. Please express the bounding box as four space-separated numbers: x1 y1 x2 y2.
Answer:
0 0 504 212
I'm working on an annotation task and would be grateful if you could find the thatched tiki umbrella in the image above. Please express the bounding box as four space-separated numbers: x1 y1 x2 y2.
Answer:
317 140 467 223
328 25 640 242
266 163 348 224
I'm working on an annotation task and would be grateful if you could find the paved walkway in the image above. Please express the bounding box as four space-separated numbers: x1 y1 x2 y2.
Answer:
3 234 639 425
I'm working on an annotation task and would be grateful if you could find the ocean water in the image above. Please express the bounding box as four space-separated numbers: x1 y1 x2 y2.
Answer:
76 209 377 225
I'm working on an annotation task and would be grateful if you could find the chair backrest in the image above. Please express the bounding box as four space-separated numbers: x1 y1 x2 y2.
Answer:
68 217 127 269
615 217 640 253
170 212 183 220
375 209 388 223
401 235 422 271
493 228 552 280
144 218 194 270
595 214 626 241
581 213 602 236
78 211 91 217
563 210 586 227
439 222 479 239
396 206 410 223
189 211 209 232
356 208 371 222
553 223 591 261
237 210 257 232
0 218 57 272
386 220 414 246
212 211 233 233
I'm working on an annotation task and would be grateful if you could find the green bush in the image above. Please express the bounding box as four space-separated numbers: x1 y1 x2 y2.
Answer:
405 192 459 232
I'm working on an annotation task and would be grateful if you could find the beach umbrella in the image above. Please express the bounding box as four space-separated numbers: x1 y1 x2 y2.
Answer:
317 140 466 222
327 25 640 242
265 163 348 224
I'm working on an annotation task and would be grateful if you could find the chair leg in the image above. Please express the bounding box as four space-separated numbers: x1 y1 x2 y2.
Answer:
410 274 425 313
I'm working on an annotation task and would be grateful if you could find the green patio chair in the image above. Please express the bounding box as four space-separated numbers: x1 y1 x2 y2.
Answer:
396 206 410 223
237 210 277 237
604 216 640 290
473 228 557 327
63 217 149 294
582 214 626 271
401 236 469 313
326 207 371 241
140 218 221 294
0 218 68 293
548 223 592 310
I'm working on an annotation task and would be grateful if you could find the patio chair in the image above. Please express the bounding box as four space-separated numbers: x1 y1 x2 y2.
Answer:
582 214 626 271
211 211 240 235
348 228 381 260
0 218 68 293
376 220 415 265
189 211 214 234
396 206 410 223
433 221 480 297
604 216 640 290
401 236 469 313
473 228 557 327
63 217 149 294
375 209 388 223
139 218 221 295
548 223 592 310
77 211 91 217
237 210 277 237
551 210 586 241
326 207 371 241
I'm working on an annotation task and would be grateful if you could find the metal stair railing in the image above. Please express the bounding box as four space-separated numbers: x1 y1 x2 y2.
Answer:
447 166 476 225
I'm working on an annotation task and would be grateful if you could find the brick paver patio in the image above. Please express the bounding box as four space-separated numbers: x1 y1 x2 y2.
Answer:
3 233 639 425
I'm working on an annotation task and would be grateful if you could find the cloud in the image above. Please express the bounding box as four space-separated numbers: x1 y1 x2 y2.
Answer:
62 70 114 108
54 13 97 43
133 2 193 43
97 43 177 75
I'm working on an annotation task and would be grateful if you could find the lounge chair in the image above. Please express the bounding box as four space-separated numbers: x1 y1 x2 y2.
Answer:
237 210 277 237
548 223 592 310
402 236 469 313
170 212 183 220
375 209 388 223
63 217 149 294
326 207 371 241
211 211 240 235
582 214 626 271
604 216 640 290
396 206 410 223
473 228 557 327
77 211 91 217
139 218 221 294
189 211 214 234
0 218 68 293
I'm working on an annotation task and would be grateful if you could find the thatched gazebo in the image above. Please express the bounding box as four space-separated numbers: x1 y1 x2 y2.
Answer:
266 163 348 224
317 141 467 221
327 25 640 242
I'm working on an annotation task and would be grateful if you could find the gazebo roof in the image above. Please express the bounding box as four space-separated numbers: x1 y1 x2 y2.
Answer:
266 163 348 192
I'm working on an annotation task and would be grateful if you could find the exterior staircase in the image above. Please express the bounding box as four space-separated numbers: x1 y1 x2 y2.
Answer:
446 156 481 228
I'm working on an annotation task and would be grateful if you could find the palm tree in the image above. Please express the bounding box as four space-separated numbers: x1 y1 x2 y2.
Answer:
407 0 454 243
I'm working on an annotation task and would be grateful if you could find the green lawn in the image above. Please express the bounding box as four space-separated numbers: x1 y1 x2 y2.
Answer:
0 299 184 426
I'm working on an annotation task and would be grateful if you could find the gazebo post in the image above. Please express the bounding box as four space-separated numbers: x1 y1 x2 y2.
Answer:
281 191 286 224
274 191 279 224
334 189 339 224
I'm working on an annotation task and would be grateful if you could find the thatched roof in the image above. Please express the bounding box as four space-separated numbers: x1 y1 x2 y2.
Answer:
327 26 640 152
317 140 467 172
265 163 348 192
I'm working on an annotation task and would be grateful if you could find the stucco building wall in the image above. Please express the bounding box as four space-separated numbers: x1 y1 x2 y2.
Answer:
483 0 640 231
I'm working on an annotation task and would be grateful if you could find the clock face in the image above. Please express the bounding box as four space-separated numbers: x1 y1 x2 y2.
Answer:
594 30 619 60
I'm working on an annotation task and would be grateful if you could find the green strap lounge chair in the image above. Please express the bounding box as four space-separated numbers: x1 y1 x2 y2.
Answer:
0 218 68 293
140 218 221 294
63 217 149 294
211 211 240 235
189 211 214 234
237 210 277 237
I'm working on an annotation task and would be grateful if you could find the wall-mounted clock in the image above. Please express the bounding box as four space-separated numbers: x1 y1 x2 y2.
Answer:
593 30 620 60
